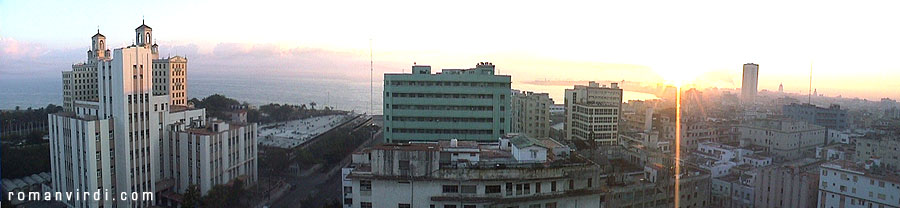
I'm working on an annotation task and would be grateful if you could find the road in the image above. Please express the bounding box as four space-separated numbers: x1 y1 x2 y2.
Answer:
268 122 382 208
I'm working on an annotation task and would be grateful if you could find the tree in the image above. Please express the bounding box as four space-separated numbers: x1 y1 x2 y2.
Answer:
201 180 245 208
181 185 201 208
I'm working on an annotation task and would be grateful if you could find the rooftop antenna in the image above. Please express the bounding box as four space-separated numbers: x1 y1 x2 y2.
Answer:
808 61 813 104
369 38 374 115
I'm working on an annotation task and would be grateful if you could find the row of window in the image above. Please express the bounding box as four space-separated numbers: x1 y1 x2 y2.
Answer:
390 104 494 111
391 116 494 123
388 92 498 99
390 128 494 135
388 81 509 88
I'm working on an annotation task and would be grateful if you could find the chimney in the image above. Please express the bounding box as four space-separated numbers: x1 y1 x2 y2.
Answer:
450 139 458 147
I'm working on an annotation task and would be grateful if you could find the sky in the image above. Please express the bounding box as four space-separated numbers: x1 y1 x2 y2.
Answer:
1 0 899 100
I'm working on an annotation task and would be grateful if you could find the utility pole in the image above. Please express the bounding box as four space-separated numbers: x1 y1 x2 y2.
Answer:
369 38 374 116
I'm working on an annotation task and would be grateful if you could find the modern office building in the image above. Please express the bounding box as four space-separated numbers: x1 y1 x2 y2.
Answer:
818 160 900 208
741 63 759 104
564 81 623 145
49 22 255 208
382 62 511 143
738 118 826 161
342 135 602 208
510 90 553 139
783 103 849 130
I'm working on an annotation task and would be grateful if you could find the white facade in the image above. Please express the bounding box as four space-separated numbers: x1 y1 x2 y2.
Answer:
345 138 603 208
172 120 258 194
564 81 623 145
48 22 256 208
48 102 114 208
818 161 900 208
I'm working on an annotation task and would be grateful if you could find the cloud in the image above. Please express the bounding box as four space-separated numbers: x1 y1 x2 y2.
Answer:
157 42 406 81
0 37 83 78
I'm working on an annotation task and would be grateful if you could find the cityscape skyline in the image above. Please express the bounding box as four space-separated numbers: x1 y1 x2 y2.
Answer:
3 4 900 207
2 0 900 101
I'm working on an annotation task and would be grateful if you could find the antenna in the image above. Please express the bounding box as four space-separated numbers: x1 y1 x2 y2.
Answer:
369 38 374 115
808 61 813 104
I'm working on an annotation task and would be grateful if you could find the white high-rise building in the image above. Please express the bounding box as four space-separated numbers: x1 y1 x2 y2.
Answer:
741 63 759 104
49 22 256 208
564 81 623 146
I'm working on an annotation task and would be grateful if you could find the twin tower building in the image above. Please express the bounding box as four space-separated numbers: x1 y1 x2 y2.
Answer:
49 22 258 208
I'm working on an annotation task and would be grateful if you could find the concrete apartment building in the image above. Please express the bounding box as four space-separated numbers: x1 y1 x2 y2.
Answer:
710 165 758 208
753 158 823 208
855 133 900 170
564 81 623 146
382 62 511 143
739 118 827 161
741 63 759 104
48 22 256 208
783 103 849 130
342 135 602 208
168 118 258 195
818 160 900 208
510 90 553 139
681 120 718 151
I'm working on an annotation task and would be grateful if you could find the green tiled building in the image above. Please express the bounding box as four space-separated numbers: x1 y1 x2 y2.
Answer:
382 62 511 143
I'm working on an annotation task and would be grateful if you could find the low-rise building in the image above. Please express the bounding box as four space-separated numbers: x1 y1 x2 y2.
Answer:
343 135 603 208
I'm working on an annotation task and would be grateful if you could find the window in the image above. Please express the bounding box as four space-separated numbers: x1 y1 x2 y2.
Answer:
444 205 457 208
443 185 459 193
399 160 410 171
360 180 372 191
463 205 476 208
361 202 373 208
461 185 476 194
587 178 593 188
486 185 501 194
399 204 411 208
535 182 541 193
569 180 574 190
551 181 557 191
545 202 558 208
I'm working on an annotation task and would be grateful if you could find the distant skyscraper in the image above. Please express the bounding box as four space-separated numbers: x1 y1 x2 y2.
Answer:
778 83 784 93
741 63 759 104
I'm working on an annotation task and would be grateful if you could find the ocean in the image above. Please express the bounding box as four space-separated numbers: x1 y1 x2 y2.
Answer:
0 75 658 115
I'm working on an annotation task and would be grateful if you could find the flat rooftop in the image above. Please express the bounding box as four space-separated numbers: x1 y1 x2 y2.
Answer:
258 114 353 149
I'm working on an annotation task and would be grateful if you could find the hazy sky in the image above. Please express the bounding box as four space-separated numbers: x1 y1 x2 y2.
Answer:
2 0 899 100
